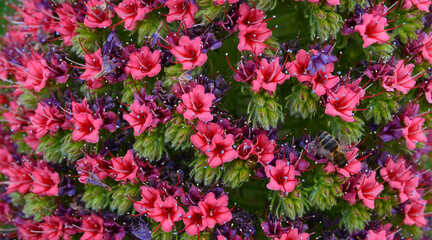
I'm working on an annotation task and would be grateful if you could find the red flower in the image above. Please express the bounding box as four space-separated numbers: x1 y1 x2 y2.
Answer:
80 48 104 89
354 13 390 48
115 0 150 30
380 157 411 190
23 59 48 92
84 0 114 28
40 216 64 240
165 0 198 28
76 154 111 184
365 230 387 240
0 147 13 172
214 0 239 5
400 177 421 203
404 199 427 227
31 164 60 196
276 228 310 240
80 213 105 240
17 219 43 240
134 186 161 215
310 67 340 96
237 3 266 30
238 25 272 55
171 36 207 70
198 192 232 228
178 84 216 122
254 133 276 165
205 134 238 168
123 100 154 136
3 162 33 194
55 2 78 46
382 60 415 94
403 0 431 12
149 196 185 232
30 103 65 138
126 46 161 80
237 139 254 160
286 49 313 83
356 171 383 209
72 98 92 115
265 160 298 193
252 57 288 93
111 150 139 182
72 112 103 143
183 206 207 235
421 34 432 64
403 117 427 150
190 121 224 151
325 86 364 122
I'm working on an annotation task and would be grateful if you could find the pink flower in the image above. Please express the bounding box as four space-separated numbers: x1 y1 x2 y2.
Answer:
80 48 104 89
205 134 238 168
76 154 111 184
72 98 92 115
366 230 387 240
254 133 276 165
237 139 254 160
178 84 215 121
149 196 185 232
400 177 421 203
183 206 206 235
17 219 43 240
325 86 364 122
31 165 60 196
425 78 432 103
310 67 340 96
277 228 310 240
265 160 298 193
0 147 13 172
126 46 161 80
286 49 314 83
165 0 198 28
382 60 415 94
356 171 383 209
337 147 362 177
214 0 239 5
115 0 150 30
238 25 272 55
171 36 207 70
55 2 78 46
252 57 288 93
354 13 390 48
3 163 33 194
40 216 64 240
237 3 266 30
134 186 161 215
111 150 139 182
84 0 114 28
403 0 431 12
198 192 232 228
123 100 154 136
190 121 223 151
379 157 411 190
72 112 103 143
80 214 105 240
23 59 48 92
30 103 65 138
403 117 427 150
421 34 432 64
404 199 427 227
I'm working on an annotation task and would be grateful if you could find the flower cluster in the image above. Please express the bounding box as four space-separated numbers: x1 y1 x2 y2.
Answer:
1 0 432 239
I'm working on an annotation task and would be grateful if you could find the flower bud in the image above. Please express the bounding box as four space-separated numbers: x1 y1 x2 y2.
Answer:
286 84 318 119
82 185 111 211
248 92 283 129
18 90 39 109
134 14 162 44
23 194 56 221
37 134 64 163
110 184 140 215
71 23 100 56
340 204 372 233
222 159 251 188
60 133 85 162
365 93 399 125
133 127 167 162
190 155 222 185
330 116 364 145
309 6 343 41
164 116 193 150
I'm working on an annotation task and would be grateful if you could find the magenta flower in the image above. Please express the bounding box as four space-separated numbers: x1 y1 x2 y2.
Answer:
80 48 104 89
190 121 223 151
178 84 215 122
30 103 65 138
149 196 185 232
404 199 427 227
198 192 232 228
55 2 77 46
215 0 239 5
276 228 310 240
183 206 206 235
23 59 48 92
76 154 110 184
237 139 254 160
403 117 427 150
3 163 33 194
356 171 383 209
17 219 43 240
31 165 60 196
325 86 364 122
171 36 207 70
84 0 114 28
123 100 154 136
111 150 139 182
126 47 161 80
72 112 103 143
205 134 238 168
238 25 272 55
165 0 198 28
80 213 105 240
134 186 161 215
114 0 150 30
40 216 64 240
72 98 92 115
237 3 266 30
265 160 298 193
252 57 288 93
354 13 390 48
382 60 415 94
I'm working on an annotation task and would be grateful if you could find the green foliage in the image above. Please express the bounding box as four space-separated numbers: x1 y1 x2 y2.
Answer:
247 91 284 129
375 194 397 219
308 5 343 41
339 0 368 12
285 84 319 119
269 189 309 219
133 127 167 161
110 184 140 215
340 203 372 233
195 0 223 24
305 170 343 210
329 116 364 145
164 115 193 151
190 154 223 185
18 90 41 109
82 185 112 211
366 41 395 61
8 192 25 207
393 11 424 44
37 133 65 163
222 159 251 188
365 92 399 125
255 0 278 11
60 133 85 162
23 194 56 221
71 23 105 56
131 13 163 44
